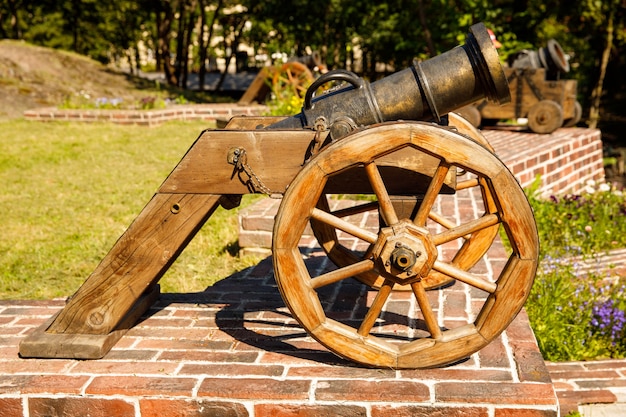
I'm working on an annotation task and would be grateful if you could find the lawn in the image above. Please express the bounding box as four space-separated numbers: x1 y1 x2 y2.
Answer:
0 119 262 299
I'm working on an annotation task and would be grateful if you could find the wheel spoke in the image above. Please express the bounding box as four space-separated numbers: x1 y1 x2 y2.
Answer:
414 162 450 226
364 162 398 225
357 278 394 336
310 259 375 289
411 281 442 339
455 177 479 190
329 201 379 218
311 207 378 243
428 210 457 230
433 260 497 293
433 213 500 246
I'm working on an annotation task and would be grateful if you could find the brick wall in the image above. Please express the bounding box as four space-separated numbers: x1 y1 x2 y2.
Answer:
23 103 267 126
484 127 604 195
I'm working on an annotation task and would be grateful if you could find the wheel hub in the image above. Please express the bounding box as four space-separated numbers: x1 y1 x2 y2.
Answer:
373 219 438 285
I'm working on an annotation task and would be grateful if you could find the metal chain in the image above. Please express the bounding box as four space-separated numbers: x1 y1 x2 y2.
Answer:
235 148 276 195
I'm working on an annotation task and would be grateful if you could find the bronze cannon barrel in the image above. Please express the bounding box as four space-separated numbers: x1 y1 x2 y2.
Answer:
268 22 509 137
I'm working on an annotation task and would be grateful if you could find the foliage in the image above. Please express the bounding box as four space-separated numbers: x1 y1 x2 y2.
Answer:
527 255 626 361
0 119 262 299
527 178 626 257
525 178 626 361
2 1 625 125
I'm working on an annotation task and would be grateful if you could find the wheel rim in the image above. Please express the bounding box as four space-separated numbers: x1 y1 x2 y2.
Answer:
272 121 538 369
310 113 499 291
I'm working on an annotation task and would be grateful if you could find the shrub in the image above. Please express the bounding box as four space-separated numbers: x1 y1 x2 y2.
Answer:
525 177 626 361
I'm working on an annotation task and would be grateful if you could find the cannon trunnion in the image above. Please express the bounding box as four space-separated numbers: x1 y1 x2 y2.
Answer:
19 23 538 369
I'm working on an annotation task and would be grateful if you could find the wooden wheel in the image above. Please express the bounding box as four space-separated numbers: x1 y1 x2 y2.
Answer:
527 99 563 134
310 113 499 291
272 121 538 368
563 101 582 127
271 62 314 98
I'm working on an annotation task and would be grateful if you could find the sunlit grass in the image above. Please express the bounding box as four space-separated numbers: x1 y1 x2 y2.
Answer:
0 119 262 299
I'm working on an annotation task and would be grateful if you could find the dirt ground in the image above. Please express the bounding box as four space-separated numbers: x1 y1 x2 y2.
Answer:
0 40 164 120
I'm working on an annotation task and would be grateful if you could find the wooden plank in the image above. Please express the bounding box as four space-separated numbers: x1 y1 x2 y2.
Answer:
19 284 160 359
237 68 272 105
39 193 221 338
159 129 456 196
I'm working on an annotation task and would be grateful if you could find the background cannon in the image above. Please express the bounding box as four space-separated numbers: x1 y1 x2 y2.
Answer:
458 38 582 133
19 23 539 369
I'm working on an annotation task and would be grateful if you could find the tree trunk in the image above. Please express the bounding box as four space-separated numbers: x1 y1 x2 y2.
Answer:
197 0 207 91
157 1 178 85
215 19 246 91
181 1 197 89
198 0 223 91
174 0 186 87
588 10 614 129
417 0 436 57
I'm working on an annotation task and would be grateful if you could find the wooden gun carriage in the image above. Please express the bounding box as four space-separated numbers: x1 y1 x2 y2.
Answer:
20 23 539 369
459 39 581 133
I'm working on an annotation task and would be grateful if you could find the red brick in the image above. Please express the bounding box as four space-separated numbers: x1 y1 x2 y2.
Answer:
494 408 557 417
140 399 249 417
400 368 512 382
436 382 556 405
556 389 617 406
2 374 89 394
126 326 210 339
86 376 197 396
0 359 74 374
70 360 178 375
255 403 366 417
371 405 488 417
198 377 310 400
315 379 429 402
102 348 159 361
584 359 626 371
135 338 233 350
29 397 135 417
0 397 23 417
287 365 395 379
477 336 509 368
179 363 284 377
158 350 258 362
548 369 620 381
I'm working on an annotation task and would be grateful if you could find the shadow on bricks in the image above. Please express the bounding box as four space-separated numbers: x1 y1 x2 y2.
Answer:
150 254 473 368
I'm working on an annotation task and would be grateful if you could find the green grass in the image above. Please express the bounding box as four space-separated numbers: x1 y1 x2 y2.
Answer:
0 119 262 299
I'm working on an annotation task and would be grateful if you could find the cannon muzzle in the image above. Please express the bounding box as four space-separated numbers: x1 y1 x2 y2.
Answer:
269 22 510 137
509 39 570 78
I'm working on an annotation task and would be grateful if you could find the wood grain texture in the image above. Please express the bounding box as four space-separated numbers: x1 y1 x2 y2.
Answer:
46 193 221 336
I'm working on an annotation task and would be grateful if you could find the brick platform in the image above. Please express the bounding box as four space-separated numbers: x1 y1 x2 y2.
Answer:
2 275 557 416
0 126 609 416
484 127 604 195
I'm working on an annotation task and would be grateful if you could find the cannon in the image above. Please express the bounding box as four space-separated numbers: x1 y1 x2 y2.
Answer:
19 23 539 369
